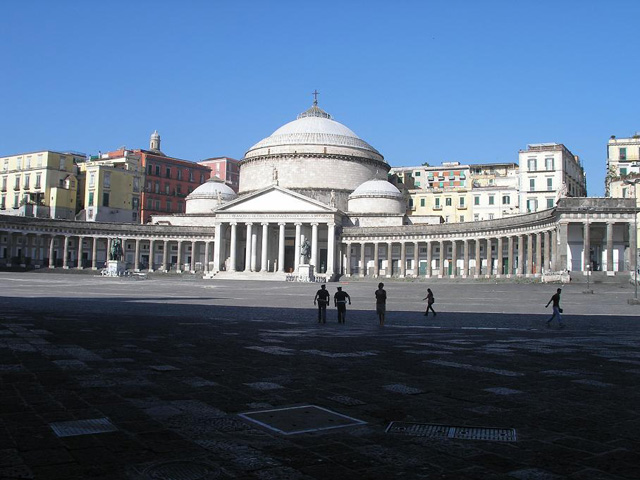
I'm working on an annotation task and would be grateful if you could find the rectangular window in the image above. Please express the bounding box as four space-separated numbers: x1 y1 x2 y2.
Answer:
165 184 170 194
176 184 182 194
189 170 194 182
0 195 4 209
147 198 153 209
414 171 421 176
37 154 43 167
155 200 161 209
474 196 480 205
488 213 494 220
177 170 183 180
547 178 553 191
3 160 7 171
14 194 19 208
132 197 139 209
200 173 205 183
177 201 183 212
16 157 22 170
459 197 465 207
445 197 452 206
620 167 627 176
546 198 554 209
23 174 29 189
435 197 441 208
474 213 479 221
104 172 111 188
25 156 31 169
155 165 160 176
459 215 464 222
89 173 95 187
489 195 495 205
527 158 537 171
133 177 140 192
102 192 109 206
529 178 535 191
14 176 20 190
59 156 66 170
147 164 153 175
166 201 172 212
1 176 6 191
545 157 554 170
620 147 627 160
502 195 510 205
155 181 160 193
420 198 425 207
88 192 94 206
166 167 171 178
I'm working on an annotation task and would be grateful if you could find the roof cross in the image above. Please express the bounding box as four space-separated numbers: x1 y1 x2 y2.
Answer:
312 89 320 106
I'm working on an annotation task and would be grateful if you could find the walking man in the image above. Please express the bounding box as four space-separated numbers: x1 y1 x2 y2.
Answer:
545 288 564 328
423 288 436 316
334 286 351 324
375 282 387 326
314 284 330 324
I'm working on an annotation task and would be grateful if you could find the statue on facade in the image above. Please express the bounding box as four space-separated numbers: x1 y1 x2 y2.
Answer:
300 239 311 264
272 166 279 185
109 238 123 261
329 189 336 207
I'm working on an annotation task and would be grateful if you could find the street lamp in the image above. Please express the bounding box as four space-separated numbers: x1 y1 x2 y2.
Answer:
624 178 639 303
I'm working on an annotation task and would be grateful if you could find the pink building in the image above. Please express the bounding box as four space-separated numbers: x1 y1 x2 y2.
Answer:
198 157 240 193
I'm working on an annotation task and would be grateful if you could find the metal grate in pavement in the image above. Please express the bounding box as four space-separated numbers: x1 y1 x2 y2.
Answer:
239 405 366 435
50 417 118 437
386 422 517 442
140 460 220 479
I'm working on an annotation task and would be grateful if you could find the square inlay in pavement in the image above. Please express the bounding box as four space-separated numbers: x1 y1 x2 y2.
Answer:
238 405 366 435
386 422 517 442
49 418 118 437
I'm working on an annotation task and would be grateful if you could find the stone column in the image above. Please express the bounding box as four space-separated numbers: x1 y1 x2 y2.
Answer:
536 233 543 276
551 229 558 271
175 240 182 273
387 242 393 277
294 223 301 271
583 220 590 273
245 223 253 272
558 223 569 271
497 237 503 276
360 242 366 277
426 241 432 277
76 236 84 269
49 235 55 268
345 242 352 276
517 235 524 275
374 242 380 277
400 242 406 277
229 223 237 272
62 236 70 269
450 240 457 277
278 223 286 273
606 222 614 272
326 223 335 277
439 240 445 277
191 241 197 272
543 231 550 273
310 223 318 268
629 222 637 273
525 234 533 275
204 241 211 272
475 238 481 277
508 236 514 276
213 223 222 272
134 239 140 271
33 234 41 267
162 240 169 271
485 238 492 276
250 230 258 272
261 223 269 272
463 239 469 278
91 237 98 270
148 240 155 272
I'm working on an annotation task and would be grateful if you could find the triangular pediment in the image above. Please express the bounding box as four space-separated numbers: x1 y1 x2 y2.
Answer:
217 186 335 213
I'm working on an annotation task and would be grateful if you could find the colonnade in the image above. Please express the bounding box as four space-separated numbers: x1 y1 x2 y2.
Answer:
212 220 336 275
0 231 214 273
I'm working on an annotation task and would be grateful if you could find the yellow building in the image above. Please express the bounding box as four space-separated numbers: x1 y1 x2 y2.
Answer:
78 151 144 223
0 150 81 219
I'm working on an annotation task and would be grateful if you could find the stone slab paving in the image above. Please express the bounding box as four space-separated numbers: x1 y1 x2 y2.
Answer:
0 272 639 479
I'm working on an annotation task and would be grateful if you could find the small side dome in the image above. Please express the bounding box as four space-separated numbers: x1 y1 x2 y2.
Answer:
348 179 405 214
185 178 238 214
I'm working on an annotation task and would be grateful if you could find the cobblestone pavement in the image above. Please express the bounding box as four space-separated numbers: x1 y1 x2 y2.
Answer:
0 272 639 479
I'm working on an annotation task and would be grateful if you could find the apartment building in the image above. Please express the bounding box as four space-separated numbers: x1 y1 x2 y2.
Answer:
518 143 586 213
606 134 640 195
78 150 144 223
198 157 241 192
0 150 82 219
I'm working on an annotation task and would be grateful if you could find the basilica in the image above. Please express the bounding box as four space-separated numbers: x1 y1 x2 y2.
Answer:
0 101 637 281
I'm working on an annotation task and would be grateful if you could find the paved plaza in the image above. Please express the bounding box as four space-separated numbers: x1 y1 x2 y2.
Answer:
0 272 639 479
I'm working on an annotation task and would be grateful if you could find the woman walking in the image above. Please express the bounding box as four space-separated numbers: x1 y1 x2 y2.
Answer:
423 288 436 316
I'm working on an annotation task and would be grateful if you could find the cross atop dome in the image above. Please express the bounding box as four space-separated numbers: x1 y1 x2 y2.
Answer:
298 91 332 120
312 89 319 106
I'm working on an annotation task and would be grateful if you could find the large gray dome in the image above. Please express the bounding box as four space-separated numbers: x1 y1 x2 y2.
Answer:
348 179 405 215
185 178 237 214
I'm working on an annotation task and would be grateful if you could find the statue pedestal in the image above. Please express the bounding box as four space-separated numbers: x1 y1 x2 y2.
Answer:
106 260 126 276
298 264 314 281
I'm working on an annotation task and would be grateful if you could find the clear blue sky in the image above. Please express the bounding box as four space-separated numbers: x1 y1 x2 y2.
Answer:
2 0 639 196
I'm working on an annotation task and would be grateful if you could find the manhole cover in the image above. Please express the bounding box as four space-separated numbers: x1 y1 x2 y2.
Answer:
50 418 118 437
142 460 220 479
386 422 516 442
239 405 366 435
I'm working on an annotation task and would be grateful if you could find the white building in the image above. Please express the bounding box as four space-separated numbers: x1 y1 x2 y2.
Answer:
518 143 586 214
